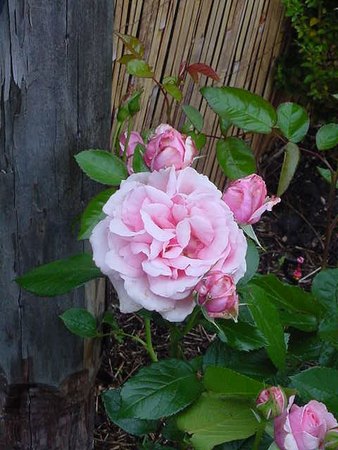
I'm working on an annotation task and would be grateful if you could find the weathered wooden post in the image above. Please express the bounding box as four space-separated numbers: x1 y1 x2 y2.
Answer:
0 1 113 448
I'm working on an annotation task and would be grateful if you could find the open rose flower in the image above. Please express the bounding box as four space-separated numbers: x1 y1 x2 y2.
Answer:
256 386 287 420
274 397 338 450
90 167 247 322
119 131 144 174
222 174 280 225
144 124 198 171
195 272 239 319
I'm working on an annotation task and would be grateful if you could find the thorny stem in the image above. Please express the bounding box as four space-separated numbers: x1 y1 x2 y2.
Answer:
144 318 158 362
322 167 338 268
152 77 172 124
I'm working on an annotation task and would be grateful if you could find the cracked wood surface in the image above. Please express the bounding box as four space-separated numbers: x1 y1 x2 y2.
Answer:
0 1 112 448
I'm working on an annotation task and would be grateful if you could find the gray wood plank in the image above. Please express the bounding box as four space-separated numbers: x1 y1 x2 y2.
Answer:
0 1 113 448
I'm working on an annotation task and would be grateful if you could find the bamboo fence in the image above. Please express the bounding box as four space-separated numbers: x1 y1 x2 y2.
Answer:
111 0 286 188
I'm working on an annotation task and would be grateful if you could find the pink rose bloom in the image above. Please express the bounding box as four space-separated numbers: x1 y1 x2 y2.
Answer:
195 272 239 320
274 397 338 450
222 174 280 225
256 386 287 419
144 124 198 171
90 167 247 322
119 131 144 174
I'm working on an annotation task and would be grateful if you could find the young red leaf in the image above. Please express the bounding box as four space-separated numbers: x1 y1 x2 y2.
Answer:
187 63 220 83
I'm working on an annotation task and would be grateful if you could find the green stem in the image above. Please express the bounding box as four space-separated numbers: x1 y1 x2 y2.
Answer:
169 326 184 359
111 121 123 156
152 77 172 124
144 318 158 362
182 306 201 336
253 422 266 450
98 331 147 347
123 117 133 163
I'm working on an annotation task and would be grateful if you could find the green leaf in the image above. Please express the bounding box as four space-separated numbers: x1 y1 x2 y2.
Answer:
101 311 120 331
245 285 286 369
203 341 276 380
239 239 259 286
182 105 204 132
316 123 338 150
102 389 158 436
117 54 138 65
132 144 149 173
78 188 114 240
215 434 273 449
161 417 186 442
312 268 338 312
217 320 267 352
115 32 144 57
277 142 300 196
119 359 203 420
204 366 264 397
127 89 143 116
240 225 264 249
216 138 256 180
75 150 128 185
276 102 309 143
163 83 183 102
219 116 232 136
279 310 318 332
251 274 321 316
177 393 258 450
189 131 206 151
16 253 101 297
317 167 338 188
139 444 177 450
201 86 276 134
60 308 98 338
291 367 338 415
319 316 338 348
126 59 154 78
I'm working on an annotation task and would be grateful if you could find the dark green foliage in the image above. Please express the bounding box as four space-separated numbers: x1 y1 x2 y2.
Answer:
276 0 338 119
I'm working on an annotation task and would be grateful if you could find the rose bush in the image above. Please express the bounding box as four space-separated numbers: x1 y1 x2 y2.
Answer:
222 173 280 224
274 397 338 450
144 124 198 171
90 166 247 321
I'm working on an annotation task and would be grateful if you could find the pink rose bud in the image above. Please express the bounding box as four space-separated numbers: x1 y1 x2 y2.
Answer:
222 174 281 225
256 386 287 420
274 398 338 450
119 131 144 174
325 427 338 449
144 124 198 171
195 272 239 320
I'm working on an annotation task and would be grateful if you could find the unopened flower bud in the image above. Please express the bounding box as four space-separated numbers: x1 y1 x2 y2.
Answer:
256 386 287 420
325 428 338 449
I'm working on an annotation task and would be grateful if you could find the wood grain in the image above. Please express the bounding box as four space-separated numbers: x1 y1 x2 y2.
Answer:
0 1 112 448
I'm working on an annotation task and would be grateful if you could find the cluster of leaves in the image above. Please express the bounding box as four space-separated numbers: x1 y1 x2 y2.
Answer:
18 258 338 448
276 0 338 119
